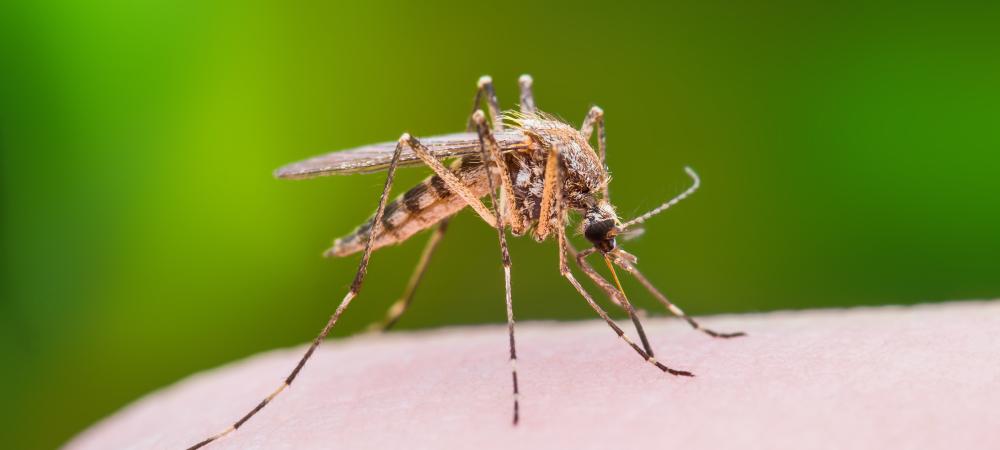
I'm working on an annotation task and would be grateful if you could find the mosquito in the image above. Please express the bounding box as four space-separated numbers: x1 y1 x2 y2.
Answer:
187 74 745 449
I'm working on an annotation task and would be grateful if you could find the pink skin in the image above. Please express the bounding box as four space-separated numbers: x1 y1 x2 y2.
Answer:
67 300 1000 450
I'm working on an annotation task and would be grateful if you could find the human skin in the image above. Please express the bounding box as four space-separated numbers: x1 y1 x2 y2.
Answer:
66 300 1000 450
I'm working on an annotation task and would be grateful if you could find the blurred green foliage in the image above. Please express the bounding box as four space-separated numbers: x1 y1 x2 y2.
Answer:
2 1 998 448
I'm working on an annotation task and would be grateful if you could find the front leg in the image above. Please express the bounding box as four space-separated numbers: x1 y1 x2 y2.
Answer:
573 246 656 357
611 248 746 339
557 223 692 377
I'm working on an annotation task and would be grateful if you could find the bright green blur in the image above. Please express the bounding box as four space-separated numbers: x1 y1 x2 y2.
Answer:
2 2 998 448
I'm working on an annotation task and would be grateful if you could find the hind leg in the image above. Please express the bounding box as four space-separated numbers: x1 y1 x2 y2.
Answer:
186 134 410 449
369 218 451 332
467 75 503 131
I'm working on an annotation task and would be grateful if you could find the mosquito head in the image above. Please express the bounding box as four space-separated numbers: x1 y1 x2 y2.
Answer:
583 202 620 254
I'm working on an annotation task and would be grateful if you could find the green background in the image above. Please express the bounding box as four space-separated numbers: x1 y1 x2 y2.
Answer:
2 2 998 448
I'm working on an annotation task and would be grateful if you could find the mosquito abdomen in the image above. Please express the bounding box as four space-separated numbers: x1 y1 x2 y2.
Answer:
328 157 489 257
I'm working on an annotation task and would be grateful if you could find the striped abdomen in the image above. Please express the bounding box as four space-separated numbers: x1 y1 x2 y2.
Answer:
327 157 490 257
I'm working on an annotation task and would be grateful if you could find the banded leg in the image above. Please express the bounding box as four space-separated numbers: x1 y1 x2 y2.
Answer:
558 226 692 377
518 74 536 114
186 134 409 450
369 217 451 333
472 109 525 235
467 75 502 132
611 249 746 339
473 109 521 425
564 244 623 308
572 245 655 357
402 134 498 228
580 106 608 199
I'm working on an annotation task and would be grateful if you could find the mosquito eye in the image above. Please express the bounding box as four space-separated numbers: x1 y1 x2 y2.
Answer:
584 218 616 244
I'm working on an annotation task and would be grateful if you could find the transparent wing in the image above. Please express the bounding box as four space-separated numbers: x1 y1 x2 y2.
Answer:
274 130 530 179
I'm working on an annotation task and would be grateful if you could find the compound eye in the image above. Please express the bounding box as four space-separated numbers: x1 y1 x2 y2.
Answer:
584 218 616 244
584 218 619 254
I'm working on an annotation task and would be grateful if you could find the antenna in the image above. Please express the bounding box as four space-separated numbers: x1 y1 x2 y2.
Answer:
619 167 700 231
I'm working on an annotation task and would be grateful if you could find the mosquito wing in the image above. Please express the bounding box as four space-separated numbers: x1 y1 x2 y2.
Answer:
274 130 530 179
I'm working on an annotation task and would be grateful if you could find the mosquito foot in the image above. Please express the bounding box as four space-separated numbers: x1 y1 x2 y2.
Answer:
652 359 695 377
705 330 747 339
668 369 695 377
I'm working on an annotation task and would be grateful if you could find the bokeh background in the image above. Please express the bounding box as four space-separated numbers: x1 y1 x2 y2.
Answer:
2 1 998 448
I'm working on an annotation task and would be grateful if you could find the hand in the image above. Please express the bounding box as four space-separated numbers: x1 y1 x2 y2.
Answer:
66 300 1000 450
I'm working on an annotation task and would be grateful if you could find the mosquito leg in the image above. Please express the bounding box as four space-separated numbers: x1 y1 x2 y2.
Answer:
532 146 562 241
579 106 605 158
579 106 608 199
472 109 526 235
571 245 655 357
402 134 498 228
518 74 536 114
564 244 624 308
467 75 502 132
185 134 408 450
557 227 692 377
612 249 746 339
473 109 522 425
368 217 451 333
